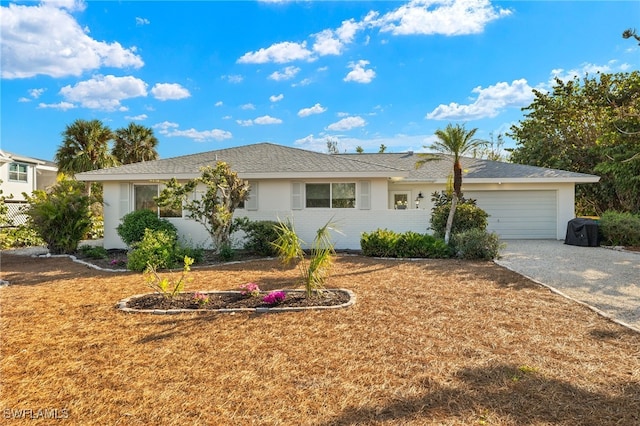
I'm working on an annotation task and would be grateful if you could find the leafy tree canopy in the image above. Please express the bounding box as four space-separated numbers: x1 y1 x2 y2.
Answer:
155 162 250 252
508 71 640 214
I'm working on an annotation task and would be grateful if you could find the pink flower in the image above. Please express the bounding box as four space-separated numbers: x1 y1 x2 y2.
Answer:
262 291 286 305
239 282 261 297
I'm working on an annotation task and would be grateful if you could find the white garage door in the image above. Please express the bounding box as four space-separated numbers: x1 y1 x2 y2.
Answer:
465 190 557 239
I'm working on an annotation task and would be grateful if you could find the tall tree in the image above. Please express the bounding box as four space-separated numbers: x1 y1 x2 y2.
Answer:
378 144 387 153
55 119 117 176
112 123 159 164
417 123 486 243
509 72 640 214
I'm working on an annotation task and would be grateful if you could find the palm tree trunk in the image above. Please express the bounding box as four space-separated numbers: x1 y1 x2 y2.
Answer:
444 193 458 244
453 161 462 198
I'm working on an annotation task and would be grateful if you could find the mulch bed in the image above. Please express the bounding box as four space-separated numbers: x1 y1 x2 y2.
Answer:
1 253 639 425
126 290 351 310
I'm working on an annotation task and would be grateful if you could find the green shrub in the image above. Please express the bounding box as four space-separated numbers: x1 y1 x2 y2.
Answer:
127 229 179 272
218 243 236 261
236 219 279 256
174 245 205 264
78 245 109 259
23 180 93 254
361 229 451 258
117 209 177 246
430 191 488 239
360 228 399 257
599 211 640 246
0 225 45 249
87 214 104 240
450 228 504 260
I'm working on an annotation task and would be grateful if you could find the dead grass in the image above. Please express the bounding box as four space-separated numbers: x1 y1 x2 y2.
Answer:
1 253 639 425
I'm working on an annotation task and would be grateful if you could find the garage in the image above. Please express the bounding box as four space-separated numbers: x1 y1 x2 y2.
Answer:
465 190 558 239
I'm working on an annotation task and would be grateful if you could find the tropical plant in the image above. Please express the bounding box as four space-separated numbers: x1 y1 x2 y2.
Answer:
598 211 640 246
117 209 178 247
23 180 93 254
155 162 250 253
450 228 504 260
360 229 451 258
429 191 488 238
55 119 117 177
112 122 159 164
272 218 337 297
235 218 280 256
127 229 177 272
416 123 487 243
144 256 194 300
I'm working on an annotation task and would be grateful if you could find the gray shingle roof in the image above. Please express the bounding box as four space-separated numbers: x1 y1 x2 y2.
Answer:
338 152 599 181
76 142 599 182
77 143 404 180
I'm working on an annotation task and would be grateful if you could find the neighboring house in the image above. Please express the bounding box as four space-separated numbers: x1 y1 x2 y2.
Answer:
76 143 600 250
0 150 58 225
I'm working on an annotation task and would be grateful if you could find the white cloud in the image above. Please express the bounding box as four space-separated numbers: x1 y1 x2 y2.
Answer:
326 116 366 131
269 66 300 81
344 60 375 84
550 62 613 83
292 78 312 87
153 121 179 133
124 114 147 121
373 0 512 36
1 2 143 79
151 83 191 101
426 79 535 120
241 103 255 110
18 97 30 103
254 115 282 125
238 41 313 64
224 74 244 84
29 88 46 99
135 17 150 26
154 121 231 142
215 101 223 107
298 103 326 117
270 94 284 102
166 128 232 142
236 119 254 127
312 29 343 56
37 101 76 111
237 115 283 126
59 75 148 111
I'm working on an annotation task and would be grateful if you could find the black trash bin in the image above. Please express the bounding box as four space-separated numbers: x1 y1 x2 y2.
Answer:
565 218 599 247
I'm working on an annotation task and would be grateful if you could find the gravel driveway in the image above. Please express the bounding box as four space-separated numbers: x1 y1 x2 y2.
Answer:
496 240 640 332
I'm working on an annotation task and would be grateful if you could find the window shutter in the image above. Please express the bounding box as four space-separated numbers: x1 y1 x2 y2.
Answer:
119 183 130 218
359 181 370 210
291 182 303 210
245 182 258 211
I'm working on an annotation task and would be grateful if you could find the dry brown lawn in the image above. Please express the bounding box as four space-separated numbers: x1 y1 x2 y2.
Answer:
1 253 639 425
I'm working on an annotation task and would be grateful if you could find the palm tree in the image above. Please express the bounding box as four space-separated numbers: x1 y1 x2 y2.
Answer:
416 123 487 243
112 123 159 164
55 119 117 176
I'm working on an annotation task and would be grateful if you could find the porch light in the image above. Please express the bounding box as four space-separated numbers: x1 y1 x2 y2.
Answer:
415 192 424 209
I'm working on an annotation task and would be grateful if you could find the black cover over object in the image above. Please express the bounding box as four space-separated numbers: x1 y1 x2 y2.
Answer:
565 218 599 247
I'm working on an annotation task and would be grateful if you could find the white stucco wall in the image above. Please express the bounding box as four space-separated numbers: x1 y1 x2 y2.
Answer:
101 179 577 250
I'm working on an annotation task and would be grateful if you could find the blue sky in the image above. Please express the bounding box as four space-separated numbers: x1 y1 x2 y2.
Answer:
1 0 638 162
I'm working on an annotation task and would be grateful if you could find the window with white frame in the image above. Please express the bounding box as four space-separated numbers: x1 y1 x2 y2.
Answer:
134 184 182 218
305 183 356 208
9 163 28 182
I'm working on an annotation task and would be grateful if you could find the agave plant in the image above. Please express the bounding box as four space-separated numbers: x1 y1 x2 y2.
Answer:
272 218 338 297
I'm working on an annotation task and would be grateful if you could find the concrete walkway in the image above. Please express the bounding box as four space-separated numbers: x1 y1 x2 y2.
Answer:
496 240 640 332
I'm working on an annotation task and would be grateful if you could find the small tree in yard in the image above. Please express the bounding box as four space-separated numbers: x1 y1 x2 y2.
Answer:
155 162 249 253
23 180 94 254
